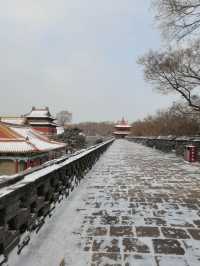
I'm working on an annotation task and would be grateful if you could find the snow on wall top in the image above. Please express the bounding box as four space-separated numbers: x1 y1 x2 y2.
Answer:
0 139 114 197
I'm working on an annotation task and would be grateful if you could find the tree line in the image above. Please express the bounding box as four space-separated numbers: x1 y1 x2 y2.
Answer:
131 101 200 136
73 122 114 137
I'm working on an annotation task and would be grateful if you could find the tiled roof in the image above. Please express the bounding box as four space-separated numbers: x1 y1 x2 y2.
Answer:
0 123 21 139
115 124 131 128
25 107 53 119
0 123 66 154
0 117 26 126
11 126 65 151
0 141 34 153
115 118 131 128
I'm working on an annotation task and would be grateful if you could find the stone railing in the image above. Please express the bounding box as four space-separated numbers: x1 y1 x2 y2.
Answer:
0 139 114 263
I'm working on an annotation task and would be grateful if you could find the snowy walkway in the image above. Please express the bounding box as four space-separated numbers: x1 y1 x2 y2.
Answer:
9 140 200 266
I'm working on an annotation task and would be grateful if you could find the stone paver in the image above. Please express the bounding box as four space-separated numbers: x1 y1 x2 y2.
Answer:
73 140 200 265
136 226 160 237
10 139 200 266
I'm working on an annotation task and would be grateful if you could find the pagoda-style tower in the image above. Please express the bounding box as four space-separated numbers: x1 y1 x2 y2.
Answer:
25 107 57 138
113 118 131 138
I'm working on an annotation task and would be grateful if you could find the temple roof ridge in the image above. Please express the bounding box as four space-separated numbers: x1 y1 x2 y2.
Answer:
25 106 54 119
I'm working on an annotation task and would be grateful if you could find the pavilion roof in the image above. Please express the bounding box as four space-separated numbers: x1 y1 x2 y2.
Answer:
115 124 131 128
0 123 66 154
115 118 131 128
25 107 54 119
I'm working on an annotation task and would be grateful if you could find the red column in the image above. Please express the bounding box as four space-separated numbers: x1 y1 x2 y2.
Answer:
26 160 31 169
15 160 19 173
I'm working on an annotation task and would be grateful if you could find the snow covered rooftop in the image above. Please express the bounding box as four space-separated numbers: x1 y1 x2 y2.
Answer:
0 117 26 126
0 141 34 153
25 107 54 119
115 124 131 128
0 123 66 153
115 118 131 128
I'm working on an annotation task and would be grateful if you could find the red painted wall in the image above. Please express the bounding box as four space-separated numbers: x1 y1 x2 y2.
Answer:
33 127 57 134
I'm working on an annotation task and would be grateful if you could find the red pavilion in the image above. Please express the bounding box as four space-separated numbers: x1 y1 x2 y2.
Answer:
113 118 131 138
25 107 57 138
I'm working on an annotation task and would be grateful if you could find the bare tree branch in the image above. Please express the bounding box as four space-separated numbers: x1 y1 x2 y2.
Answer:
138 40 200 111
153 0 200 40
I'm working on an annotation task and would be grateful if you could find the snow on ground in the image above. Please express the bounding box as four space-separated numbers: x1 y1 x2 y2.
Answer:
7 140 200 266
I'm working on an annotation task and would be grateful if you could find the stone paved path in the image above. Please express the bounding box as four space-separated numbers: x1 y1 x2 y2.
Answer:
74 140 200 266
11 140 200 266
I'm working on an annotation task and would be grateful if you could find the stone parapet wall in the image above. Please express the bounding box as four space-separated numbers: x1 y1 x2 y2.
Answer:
127 136 200 159
0 139 114 263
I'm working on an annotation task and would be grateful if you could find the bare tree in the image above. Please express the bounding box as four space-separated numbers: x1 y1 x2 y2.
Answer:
131 103 200 136
74 122 114 137
170 100 200 116
153 0 200 40
138 40 200 111
56 110 72 126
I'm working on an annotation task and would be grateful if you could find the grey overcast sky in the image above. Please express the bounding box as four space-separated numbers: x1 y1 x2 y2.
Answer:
0 0 178 122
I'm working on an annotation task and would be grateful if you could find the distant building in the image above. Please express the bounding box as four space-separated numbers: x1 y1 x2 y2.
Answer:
25 107 57 137
113 118 131 138
0 122 66 175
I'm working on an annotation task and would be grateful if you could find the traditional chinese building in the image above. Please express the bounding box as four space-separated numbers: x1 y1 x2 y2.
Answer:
25 107 57 137
113 118 131 138
0 116 27 126
0 122 66 175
